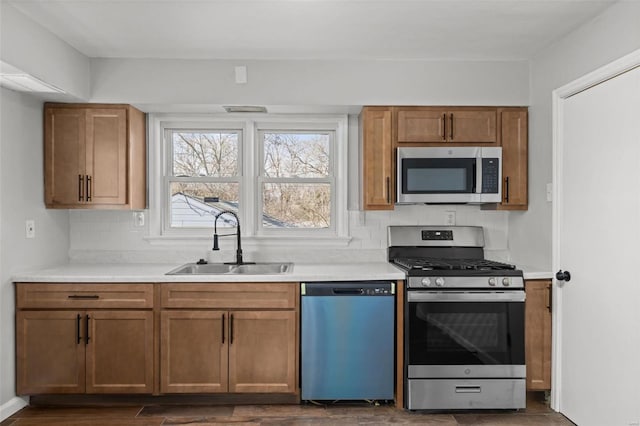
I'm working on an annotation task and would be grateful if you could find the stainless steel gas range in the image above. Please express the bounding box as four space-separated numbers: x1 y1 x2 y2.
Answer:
389 226 526 410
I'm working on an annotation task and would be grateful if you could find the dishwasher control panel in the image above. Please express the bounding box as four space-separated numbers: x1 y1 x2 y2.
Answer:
301 281 395 296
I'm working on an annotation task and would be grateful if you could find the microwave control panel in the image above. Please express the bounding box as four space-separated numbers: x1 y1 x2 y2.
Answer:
481 158 500 194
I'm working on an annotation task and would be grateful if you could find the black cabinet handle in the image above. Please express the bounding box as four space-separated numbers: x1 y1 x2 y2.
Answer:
78 175 84 201
442 113 446 141
86 175 92 202
68 295 100 300
504 177 510 203
547 283 552 313
450 114 454 140
230 314 234 345
76 314 82 344
85 314 91 345
221 313 225 344
386 176 391 204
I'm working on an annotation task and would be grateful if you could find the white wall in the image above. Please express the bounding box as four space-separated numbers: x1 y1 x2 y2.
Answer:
90 58 529 107
0 88 70 415
0 3 90 100
509 1 640 268
67 58 529 263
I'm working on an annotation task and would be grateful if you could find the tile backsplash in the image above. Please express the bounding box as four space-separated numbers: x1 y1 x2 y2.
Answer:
69 205 509 263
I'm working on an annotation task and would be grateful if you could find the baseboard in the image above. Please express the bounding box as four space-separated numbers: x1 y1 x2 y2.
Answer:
0 396 29 421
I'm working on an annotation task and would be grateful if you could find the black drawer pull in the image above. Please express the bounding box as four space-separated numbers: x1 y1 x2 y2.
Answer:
68 295 100 299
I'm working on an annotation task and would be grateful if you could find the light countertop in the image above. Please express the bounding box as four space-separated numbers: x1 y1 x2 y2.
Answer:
12 262 406 283
12 262 553 283
519 265 554 280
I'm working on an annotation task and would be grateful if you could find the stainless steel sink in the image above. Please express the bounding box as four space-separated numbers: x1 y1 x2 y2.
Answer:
166 262 293 275
232 263 292 274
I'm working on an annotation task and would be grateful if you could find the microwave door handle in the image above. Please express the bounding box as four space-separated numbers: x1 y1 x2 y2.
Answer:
476 156 482 194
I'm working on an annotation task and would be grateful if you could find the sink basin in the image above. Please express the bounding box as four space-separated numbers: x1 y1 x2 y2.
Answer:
232 263 292 274
166 262 293 275
166 263 236 275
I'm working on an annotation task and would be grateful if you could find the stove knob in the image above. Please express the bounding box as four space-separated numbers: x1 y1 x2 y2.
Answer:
502 277 510 286
435 277 445 287
421 278 432 287
488 277 497 286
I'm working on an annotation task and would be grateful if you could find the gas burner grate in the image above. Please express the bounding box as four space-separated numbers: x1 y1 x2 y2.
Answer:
393 257 516 271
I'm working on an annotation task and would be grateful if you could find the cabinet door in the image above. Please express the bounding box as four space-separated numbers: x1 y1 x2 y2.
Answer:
16 311 85 394
500 109 528 209
160 311 228 393
228 311 297 393
525 280 552 390
447 109 497 143
44 107 86 206
85 310 154 393
396 108 447 143
361 107 394 210
85 108 128 205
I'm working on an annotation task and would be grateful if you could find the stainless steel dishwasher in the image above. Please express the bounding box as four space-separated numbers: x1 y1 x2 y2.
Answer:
301 281 395 401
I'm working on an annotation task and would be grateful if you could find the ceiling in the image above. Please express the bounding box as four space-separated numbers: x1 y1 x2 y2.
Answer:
7 0 617 61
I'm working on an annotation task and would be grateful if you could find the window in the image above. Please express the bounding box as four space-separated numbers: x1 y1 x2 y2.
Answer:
167 130 241 229
148 114 349 245
259 129 334 233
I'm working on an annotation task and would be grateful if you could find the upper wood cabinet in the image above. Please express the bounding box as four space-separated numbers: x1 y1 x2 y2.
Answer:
44 103 146 209
396 107 498 145
360 107 394 210
499 108 528 209
525 279 552 391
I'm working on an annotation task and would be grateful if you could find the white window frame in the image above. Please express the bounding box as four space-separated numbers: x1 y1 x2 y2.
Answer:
146 113 350 246
256 122 337 236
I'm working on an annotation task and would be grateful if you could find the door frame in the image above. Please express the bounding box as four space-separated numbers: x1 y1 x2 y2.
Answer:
551 48 640 411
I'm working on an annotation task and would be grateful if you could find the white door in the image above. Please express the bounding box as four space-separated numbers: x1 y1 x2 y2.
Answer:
555 65 640 426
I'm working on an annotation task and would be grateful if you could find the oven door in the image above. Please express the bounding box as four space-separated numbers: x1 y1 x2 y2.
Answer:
406 290 525 379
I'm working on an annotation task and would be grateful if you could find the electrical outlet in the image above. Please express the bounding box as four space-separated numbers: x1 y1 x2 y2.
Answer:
445 211 456 226
133 212 145 227
25 219 35 239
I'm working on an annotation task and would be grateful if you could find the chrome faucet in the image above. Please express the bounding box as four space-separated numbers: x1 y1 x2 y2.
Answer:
212 210 254 265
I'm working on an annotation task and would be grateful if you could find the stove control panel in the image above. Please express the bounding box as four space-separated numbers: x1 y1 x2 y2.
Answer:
420 277 446 287
409 275 524 289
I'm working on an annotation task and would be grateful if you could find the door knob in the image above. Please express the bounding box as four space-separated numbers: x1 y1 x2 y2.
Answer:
556 270 571 282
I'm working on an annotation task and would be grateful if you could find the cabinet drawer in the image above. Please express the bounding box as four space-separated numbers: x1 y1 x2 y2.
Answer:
161 283 297 309
16 283 154 309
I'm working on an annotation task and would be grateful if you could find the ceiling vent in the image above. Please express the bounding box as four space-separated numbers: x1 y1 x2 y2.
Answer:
223 105 267 113
0 73 65 93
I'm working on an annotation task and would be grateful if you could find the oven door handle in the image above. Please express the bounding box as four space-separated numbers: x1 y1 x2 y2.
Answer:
407 291 525 303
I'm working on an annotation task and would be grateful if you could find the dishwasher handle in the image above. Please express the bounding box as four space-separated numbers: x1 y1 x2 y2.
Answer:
332 288 364 295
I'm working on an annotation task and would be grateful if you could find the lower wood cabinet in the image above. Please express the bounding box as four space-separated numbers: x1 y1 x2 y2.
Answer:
15 283 155 395
15 282 299 397
16 309 153 394
160 283 299 395
525 279 552 390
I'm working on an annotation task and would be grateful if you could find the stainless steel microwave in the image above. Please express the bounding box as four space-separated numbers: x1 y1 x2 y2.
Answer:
396 147 502 204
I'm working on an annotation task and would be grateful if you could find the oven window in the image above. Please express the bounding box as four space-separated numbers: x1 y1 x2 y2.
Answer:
407 301 524 365
402 158 475 193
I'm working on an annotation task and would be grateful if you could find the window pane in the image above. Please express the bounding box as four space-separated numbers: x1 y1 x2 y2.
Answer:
172 131 238 177
262 183 330 229
170 182 239 228
263 132 330 178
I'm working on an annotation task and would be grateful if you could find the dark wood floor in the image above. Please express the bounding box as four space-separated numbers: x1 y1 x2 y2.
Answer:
1 393 574 425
